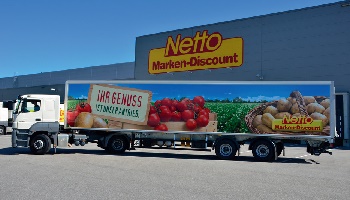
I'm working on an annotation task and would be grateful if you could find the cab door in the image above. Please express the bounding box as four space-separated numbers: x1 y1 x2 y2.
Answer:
15 99 43 130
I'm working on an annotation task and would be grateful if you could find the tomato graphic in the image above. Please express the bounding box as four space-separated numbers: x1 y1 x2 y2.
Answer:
76 102 92 113
176 101 188 112
155 124 168 131
154 100 162 108
193 96 205 108
147 113 160 127
172 100 179 108
182 110 194 121
186 119 197 131
171 111 182 121
193 104 202 113
161 98 173 108
203 107 211 113
159 106 172 122
149 106 157 114
198 109 210 119
169 105 177 112
196 115 209 127
67 110 79 127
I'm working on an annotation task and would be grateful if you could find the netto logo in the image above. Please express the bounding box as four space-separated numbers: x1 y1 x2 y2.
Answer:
165 31 222 57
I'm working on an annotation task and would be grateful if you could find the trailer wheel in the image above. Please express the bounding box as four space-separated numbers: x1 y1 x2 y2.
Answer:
215 139 237 160
0 126 5 135
252 140 275 162
107 136 128 154
30 134 51 155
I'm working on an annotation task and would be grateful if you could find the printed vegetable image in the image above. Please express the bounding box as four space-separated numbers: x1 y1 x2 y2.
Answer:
245 91 331 135
67 110 79 127
147 113 161 127
66 83 332 136
147 96 215 131
67 99 108 128
186 119 197 130
76 102 92 113
155 124 168 131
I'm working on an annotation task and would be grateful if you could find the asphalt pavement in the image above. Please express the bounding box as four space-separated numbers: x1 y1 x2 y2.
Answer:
1 134 350 200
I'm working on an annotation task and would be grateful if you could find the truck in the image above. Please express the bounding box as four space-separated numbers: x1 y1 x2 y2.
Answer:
11 80 335 161
0 100 15 135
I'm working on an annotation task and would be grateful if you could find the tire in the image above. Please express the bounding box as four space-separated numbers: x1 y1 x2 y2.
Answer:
107 136 128 154
0 126 5 135
276 142 284 157
30 134 52 155
252 140 276 162
215 139 237 160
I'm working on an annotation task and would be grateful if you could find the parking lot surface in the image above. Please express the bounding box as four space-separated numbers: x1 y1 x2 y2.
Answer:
1 135 350 200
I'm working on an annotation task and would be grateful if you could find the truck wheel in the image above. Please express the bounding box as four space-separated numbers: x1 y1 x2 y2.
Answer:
0 126 5 135
215 139 237 160
252 140 275 162
30 134 52 155
107 136 128 154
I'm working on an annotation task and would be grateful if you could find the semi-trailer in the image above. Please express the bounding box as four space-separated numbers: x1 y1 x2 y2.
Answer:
11 80 334 161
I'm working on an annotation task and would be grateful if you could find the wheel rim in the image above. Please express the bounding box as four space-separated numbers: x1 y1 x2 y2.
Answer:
111 139 123 150
33 140 44 150
255 144 269 158
220 144 232 157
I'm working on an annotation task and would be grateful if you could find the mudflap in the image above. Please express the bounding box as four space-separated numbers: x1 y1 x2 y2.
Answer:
307 141 332 156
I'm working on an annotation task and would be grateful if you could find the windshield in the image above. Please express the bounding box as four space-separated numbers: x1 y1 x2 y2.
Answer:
13 99 22 114
14 98 41 114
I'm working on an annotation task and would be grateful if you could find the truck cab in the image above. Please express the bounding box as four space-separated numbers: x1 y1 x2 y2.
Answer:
12 94 61 152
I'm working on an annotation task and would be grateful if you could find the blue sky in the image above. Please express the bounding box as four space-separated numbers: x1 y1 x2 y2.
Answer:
0 0 341 78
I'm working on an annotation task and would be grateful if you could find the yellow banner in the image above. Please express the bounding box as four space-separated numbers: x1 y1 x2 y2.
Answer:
148 31 243 74
272 116 323 132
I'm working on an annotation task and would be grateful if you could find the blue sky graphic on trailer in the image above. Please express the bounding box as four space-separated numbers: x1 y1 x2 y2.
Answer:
67 83 330 102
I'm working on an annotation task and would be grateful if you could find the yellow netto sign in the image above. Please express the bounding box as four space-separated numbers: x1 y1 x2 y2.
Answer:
148 30 243 74
272 115 323 132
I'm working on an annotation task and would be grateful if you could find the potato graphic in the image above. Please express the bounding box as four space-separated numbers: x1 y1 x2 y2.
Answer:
290 103 300 114
307 103 325 115
262 113 275 129
292 113 302 118
92 116 108 128
74 112 94 128
277 98 292 112
256 124 273 133
310 112 329 127
263 106 279 116
274 112 291 119
320 99 330 109
303 96 316 105
323 107 330 119
287 97 297 104
252 115 262 128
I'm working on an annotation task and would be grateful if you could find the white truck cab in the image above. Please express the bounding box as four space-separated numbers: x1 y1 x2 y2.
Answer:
12 94 61 153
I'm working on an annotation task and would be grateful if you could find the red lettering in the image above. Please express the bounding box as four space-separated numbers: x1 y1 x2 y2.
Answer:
137 96 142 107
112 92 116 104
132 95 137 107
165 30 222 57
97 90 105 103
105 91 110 103
282 116 313 124
117 93 122 104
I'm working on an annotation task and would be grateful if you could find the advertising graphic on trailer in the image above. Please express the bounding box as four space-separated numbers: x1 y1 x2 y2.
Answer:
65 82 332 136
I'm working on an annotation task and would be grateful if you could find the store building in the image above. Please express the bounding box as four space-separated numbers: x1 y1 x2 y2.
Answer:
1 1 349 145
134 0 350 146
